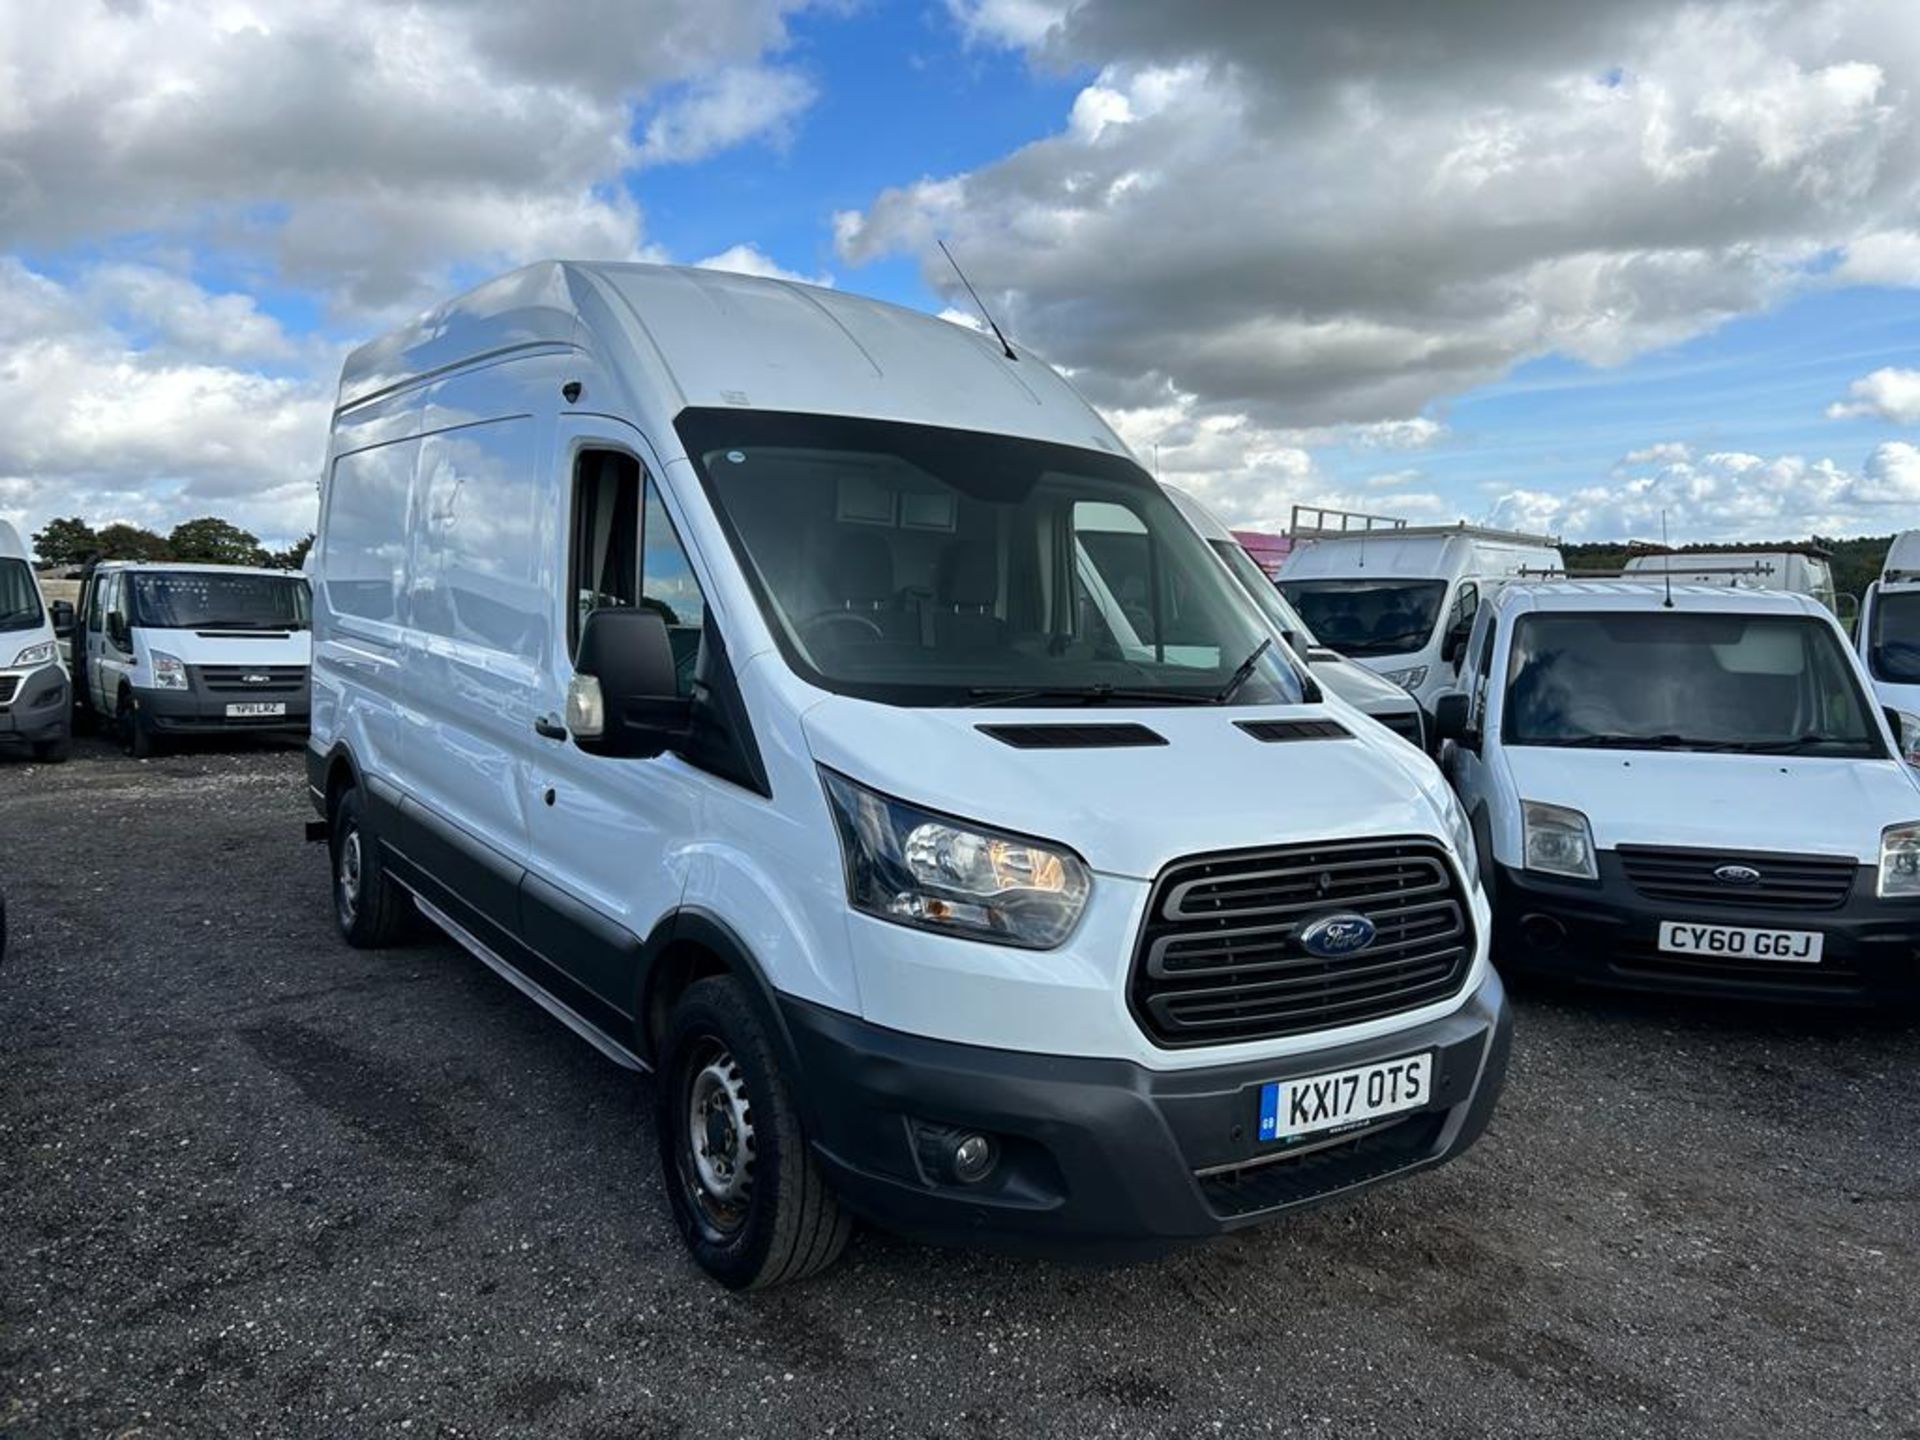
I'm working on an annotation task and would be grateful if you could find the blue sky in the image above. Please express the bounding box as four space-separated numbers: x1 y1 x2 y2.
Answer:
0 0 1916 549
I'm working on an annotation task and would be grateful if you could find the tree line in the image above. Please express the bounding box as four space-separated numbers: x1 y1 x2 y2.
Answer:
31 516 313 571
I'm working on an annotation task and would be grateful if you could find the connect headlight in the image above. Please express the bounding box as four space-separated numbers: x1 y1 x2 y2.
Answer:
821 769 1091 949
12 639 55 667
1382 665 1428 692
1437 788 1480 892
1521 800 1597 881
149 650 189 691
1877 822 1920 898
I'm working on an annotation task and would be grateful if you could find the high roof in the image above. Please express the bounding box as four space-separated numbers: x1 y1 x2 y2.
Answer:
335 261 1133 457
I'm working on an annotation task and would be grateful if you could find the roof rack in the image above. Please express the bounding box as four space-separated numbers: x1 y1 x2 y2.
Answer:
1288 504 1558 548
1623 542 1834 561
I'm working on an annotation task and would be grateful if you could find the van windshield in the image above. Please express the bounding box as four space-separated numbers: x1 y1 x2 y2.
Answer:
1504 611 1883 758
129 572 311 631
676 409 1305 708
1276 578 1447 657
1207 538 1321 647
0 559 44 633
1869 589 1920 684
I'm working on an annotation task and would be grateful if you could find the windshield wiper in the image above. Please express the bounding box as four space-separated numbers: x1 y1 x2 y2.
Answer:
1213 638 1272 705
1550 733 1744 752
1733 734 1863 755
965 683 1219 708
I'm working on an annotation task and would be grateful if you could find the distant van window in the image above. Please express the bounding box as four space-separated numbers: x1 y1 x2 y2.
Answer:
327 442 415 623
412 420 543 655
642 481 708 697
568 449 641 657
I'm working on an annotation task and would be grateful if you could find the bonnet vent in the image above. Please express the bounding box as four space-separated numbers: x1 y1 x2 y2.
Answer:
976 723 1168 750
1235 719 1353 743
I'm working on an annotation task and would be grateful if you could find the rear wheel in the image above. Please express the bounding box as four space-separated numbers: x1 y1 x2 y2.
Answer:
657 976 849 1289
329 785 417 948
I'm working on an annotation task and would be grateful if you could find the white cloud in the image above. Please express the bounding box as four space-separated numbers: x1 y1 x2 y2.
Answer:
1836 229 1920 285
638 65 817 167
1623 441 1693 465
1827 367 1920 423
694 243 833 287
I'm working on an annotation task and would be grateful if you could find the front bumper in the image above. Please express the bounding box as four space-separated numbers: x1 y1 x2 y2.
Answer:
0 662 70 744
782 967 1510 1259
138 678 310 735
1493 858 1920 1003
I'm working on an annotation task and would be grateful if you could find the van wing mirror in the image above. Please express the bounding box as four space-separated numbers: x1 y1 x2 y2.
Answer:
1440 620 1471 667
570 607 692 759
1433 692 1476 750
107 613 130 650
48 599 75 638
1885 705 1920 766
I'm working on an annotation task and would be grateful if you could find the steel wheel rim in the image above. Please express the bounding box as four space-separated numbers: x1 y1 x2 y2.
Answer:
678 1040 755 1240
337 829 362 924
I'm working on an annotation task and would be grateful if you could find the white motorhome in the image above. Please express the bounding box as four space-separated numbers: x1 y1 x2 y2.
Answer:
1435 580 1920 1004
1277 509 1562 713
72 562 312 757
1165 487 1425 749
1856 530 1920 716
1621 548 1841 615
0 521 72 762
307 261 1510 1289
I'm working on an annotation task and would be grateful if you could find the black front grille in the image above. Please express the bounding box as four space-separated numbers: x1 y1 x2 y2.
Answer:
1235 719 1351 743
0 674 18 705
1198 1113 1446 1219
1611 941 1864 995
1617 846 1858 911
194 664 308 694
1130 837 1474 1047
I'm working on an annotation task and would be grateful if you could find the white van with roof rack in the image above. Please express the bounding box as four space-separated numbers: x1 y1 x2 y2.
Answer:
1277 507 1563 713
1434 579 1920 1005
0 520 73 762
1855 530 1920 720
1621 547 1843 616
1165 487 1425 749
306 260 1511 1289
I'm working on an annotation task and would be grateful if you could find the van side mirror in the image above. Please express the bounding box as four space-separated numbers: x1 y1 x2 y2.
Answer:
1433 692 1476 751
48 599 75 639
107 613 130 650
1885 706 1920 767
570 607 693 759
1440 620 1471 667
1279 628 1311 665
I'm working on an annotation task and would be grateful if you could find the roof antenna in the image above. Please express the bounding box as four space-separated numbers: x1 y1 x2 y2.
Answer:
938 239 1018 361
1660 509 1674 609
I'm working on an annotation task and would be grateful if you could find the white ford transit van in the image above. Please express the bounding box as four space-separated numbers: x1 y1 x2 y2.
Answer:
1622 547 1842 615
1435 580 1920 1004
307 261 1510 1288
1165 487 1425 749
0 521 72 762
1278 510 1562 714
1856 530 1920 717
72 562 312 757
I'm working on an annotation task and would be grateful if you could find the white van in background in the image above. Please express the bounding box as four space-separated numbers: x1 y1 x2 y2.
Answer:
1856 530 1920 717
1435 580 1920 1005
308 260 1510 1289
0 520 72 762
1622 548 1842 616
1165 487 1426 749
1277 508 1562 713
72 562 312 757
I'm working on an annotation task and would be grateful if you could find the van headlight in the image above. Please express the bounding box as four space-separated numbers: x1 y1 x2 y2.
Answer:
12 639 55 667
1437 788 1480 892
1877 823 1920 898
149 650 189 690
1522 800 1598 881
1382 665 1428 692
821 769 1091 949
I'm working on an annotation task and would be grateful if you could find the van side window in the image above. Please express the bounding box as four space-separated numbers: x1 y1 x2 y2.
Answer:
1467 612 1498 724
568 449 641 657
641 480 709 698
86 575 104 633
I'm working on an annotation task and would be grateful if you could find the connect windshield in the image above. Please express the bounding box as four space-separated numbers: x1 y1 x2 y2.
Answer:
1207 539 1322 646
676 410 1304 707
0 559 44 633
130 572 310 630
1278 578 1447 658
1869 589 1920 685
1504 611 1883 757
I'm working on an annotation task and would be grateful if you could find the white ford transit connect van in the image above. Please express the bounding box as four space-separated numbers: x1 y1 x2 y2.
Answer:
72 562 312 757
1165 487 1426 749
1278 510 1562 714
1436 580 1920 1004
1856 530 1920 717
307 262 1510 1288
0 521 72 761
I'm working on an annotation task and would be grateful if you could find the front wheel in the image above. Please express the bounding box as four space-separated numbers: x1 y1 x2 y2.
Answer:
117 692 157 759
31 735 70 764
657 976 850 1289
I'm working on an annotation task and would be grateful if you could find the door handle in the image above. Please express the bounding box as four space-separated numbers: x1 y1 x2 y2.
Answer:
533 715 568 741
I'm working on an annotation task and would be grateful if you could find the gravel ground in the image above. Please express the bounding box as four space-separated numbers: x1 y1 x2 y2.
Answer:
4 739 1919 1439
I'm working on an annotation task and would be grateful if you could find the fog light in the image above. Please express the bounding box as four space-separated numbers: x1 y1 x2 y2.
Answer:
952 1133 996 1184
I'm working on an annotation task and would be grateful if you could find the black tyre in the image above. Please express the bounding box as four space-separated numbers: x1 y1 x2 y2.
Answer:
31 735 70 764
657 976 850 1289
329 785 417 948
117 690 158 759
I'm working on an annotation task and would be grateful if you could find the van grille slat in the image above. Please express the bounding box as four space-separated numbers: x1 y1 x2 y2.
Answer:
1130 837 1474 1047
1616 846 1858 911
193 664 309 695
0 675 18 705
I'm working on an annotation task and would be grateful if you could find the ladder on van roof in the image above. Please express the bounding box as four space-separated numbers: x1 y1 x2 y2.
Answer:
1288 504 1557 548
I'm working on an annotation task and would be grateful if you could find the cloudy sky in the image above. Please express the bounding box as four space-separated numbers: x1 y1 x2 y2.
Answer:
1 0 1916 551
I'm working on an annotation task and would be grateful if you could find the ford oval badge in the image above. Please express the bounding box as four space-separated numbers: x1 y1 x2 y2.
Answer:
1713 864 1762 885
1299 912 1377 958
